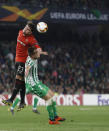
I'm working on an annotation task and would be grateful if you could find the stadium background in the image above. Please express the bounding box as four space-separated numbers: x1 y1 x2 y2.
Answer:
0 1 109 131
0 1 109 106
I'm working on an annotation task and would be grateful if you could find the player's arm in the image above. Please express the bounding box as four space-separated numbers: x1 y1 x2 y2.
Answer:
30 37 41 49
30 37 48 55
34 43 41 49
34 43 48 55
39 51 48 55
25 65 31 77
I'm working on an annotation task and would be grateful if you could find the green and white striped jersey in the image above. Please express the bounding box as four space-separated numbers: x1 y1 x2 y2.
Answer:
25 56 39 86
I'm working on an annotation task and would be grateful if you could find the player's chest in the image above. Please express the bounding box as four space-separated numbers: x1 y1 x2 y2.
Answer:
18 35 30 45
34 61 38 69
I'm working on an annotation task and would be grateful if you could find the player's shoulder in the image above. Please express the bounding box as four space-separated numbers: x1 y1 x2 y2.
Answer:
26 56 34 66
29 34 37 41
26 56 32 62
18 30 23 36
19 30 23 34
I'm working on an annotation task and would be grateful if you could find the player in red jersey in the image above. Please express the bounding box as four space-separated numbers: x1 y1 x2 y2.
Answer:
2 21 47 111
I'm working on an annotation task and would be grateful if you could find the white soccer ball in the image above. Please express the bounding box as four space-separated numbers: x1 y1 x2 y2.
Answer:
37 22 48 33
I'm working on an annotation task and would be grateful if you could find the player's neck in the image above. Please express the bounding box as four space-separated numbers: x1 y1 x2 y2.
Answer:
23 30 26 36
31 56 37 60
23 29 29 36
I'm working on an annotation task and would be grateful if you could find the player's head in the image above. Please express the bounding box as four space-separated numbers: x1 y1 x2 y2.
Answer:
23 21 35 35
28 46 40 59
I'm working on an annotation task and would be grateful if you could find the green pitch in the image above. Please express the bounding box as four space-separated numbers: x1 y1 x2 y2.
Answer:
0 106 109 131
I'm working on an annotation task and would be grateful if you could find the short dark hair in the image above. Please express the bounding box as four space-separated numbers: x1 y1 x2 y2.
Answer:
27 21 36 33
28 46 36 56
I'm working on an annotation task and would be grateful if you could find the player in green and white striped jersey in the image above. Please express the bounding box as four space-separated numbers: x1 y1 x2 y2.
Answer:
25 48 49 98
25 55 39 88
24 46 65 125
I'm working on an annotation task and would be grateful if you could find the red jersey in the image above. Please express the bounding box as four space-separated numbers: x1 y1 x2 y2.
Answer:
15 30 40 63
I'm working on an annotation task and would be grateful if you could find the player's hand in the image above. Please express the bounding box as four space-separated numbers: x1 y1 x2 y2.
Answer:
42 52 48 55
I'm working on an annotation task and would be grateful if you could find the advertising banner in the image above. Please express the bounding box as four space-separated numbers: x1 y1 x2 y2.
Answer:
0 5 109 24
1 94 109 106
0 94 83 106
83 94 109 106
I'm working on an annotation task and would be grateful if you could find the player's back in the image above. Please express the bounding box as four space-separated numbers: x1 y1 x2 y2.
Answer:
25 56 39 86
16 30 36 63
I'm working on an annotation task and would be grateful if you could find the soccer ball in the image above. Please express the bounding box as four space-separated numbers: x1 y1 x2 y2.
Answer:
37 22 48 33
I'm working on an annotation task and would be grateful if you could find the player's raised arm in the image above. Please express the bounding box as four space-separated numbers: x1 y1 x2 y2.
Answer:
39 51 48 55
34 44 48 56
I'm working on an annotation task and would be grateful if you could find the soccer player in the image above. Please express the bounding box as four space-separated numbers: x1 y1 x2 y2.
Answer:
25 46 65 124
2 21 46 110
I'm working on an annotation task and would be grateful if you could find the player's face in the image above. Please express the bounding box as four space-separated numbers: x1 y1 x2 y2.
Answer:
33 49 40 59
23 25 32 35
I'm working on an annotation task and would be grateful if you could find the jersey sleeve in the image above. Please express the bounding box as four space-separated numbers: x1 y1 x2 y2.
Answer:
29 36 41 49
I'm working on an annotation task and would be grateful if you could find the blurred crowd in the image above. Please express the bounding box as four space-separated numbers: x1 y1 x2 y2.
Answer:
0 41 15 94
0 30 109 95
0 0 109 9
